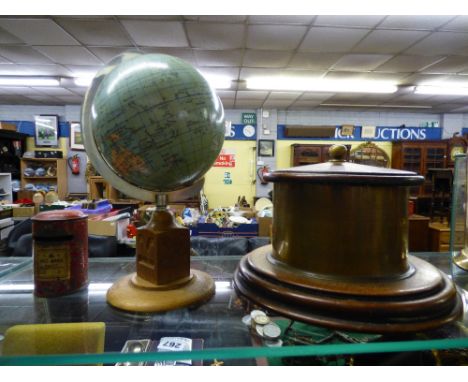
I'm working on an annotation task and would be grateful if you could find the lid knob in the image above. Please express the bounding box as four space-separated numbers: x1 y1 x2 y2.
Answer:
328 144 347 162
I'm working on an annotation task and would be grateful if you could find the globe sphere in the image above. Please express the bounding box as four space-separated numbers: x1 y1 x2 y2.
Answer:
81 53 225 194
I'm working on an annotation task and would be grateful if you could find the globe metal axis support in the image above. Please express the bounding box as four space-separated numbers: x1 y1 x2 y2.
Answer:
81 53 225 313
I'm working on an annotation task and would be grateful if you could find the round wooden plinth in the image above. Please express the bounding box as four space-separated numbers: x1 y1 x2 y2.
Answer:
107 269 215 313
454 249 468 271
234 245 463 334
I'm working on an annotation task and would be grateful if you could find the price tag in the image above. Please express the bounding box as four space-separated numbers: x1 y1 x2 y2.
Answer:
157 337 193 366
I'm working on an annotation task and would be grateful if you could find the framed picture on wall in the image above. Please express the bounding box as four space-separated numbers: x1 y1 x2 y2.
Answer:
34 115 58 147
70 122 85 151
258 139 275 157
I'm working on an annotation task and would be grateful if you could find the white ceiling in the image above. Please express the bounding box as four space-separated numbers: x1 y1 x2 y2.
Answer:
0 15 468 113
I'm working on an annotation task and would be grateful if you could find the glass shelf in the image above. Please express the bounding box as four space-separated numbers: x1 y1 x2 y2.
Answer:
0 254 467 366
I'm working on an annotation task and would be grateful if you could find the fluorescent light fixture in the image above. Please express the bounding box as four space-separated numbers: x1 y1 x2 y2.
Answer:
74 76 94 87
0 77 59 87
320 103 432 109
198 72 232 89
415 85 468 96
247 77 398 94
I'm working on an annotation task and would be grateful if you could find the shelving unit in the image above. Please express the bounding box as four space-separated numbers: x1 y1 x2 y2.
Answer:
0 173 12 202
391 141 448 197
20 158 67 200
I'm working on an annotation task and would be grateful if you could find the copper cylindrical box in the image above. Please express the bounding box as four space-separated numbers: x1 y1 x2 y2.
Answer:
234 145 463 333
32 210 88 297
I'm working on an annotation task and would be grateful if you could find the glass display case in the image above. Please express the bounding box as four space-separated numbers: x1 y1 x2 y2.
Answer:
0 254 467 366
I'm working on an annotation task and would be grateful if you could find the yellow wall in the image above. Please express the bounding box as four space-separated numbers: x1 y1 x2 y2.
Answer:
204 140 257 209
26 137 69 156
276 140 393 169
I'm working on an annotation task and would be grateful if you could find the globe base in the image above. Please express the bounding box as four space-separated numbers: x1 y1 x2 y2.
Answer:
106 270 215 312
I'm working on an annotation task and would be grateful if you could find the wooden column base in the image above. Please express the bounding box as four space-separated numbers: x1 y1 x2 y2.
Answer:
454 249 468 271
106 270 214 313
234 245 463 334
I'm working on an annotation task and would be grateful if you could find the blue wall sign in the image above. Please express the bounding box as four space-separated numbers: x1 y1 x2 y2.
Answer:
277 125 443 141
225 123 257 141
5 120 70 138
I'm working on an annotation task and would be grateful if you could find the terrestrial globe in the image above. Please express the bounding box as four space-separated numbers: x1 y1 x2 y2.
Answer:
81 53 225 201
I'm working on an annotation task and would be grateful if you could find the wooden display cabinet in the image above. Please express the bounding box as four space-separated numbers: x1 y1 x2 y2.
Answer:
391 141 448 197
20 158 67 200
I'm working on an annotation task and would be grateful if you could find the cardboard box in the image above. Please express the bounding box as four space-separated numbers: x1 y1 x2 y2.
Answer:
88 217 129 240
257 216 273 237
195 222 258 238
12 206 35 217
0 122 17 131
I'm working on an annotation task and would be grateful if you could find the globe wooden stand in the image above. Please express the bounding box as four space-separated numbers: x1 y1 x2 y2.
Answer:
107 195 214 312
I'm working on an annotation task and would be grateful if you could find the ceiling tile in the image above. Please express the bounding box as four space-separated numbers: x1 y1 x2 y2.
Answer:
314 15 385 28
119 16 184 21
378 16 454 30
405 32 468 56
25 64 73 76
0 56 11 64
186 23 244 49
197 66 239 79
194 49 243 67
197 16 247 23
299 92 335 101
288 52 343 70
64 65 101 77
216 90 236 99
0 26 24 44
0 46 53 64
141 48 197 66
220 98 234 108
58 95 84 104
262 99 294 108
34 46 103 65
248 16 315 24
121 20 188 47
87 47 140 63
0 87 43 96
440 16 468 32
25 95 62 103
236 90 269 100
325 93 397 103
141 48 197 65
0 94 38 104
451 104 468 112
421 56 468 74
247 25 307 50
331 54 393 71
431 103 467 112
0 18 78 45
57 19 132 46
68 87 88 95
235 99 265 108
33 87 76 96
243 50 292 68
374 55 445 72
267 91 302 100
389 94 435 103
299 27 370 53
352 30 430 54
289 100 322 108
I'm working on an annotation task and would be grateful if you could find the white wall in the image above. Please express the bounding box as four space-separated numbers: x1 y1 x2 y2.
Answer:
278 110 442 127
